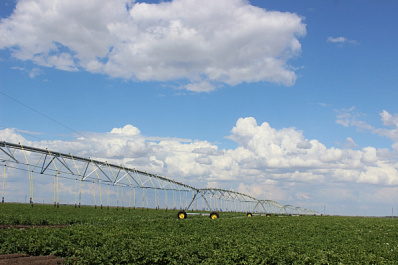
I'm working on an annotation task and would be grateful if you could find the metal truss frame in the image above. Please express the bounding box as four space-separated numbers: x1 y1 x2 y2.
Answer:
186 188 258 213
254 199 286 214
1 141 318 215
0 141 195 190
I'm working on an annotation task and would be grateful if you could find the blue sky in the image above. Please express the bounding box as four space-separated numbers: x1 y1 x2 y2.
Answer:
1 0 397 216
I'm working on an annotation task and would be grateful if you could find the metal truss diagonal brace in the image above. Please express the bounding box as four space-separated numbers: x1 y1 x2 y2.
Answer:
0 146 19 163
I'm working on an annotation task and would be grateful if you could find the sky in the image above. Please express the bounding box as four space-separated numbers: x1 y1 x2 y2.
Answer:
0 0 397 216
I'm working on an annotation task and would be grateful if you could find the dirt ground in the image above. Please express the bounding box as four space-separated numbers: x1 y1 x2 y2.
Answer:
0 254 65 264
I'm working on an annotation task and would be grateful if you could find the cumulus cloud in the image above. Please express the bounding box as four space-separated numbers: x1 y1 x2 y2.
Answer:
110 124 141 136
297 139 312 149
192 147 224 156
195 156 213 165
238 180 287 202
1 113 398 214
0 0 306 92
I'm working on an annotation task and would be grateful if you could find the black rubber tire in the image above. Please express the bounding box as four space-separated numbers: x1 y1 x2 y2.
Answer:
266 213 271 217
177 210 187 219
209 211 219 219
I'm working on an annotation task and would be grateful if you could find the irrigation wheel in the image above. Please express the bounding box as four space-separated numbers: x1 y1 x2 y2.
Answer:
209 212 219 219
177 210 187 219
266 214 271 217
247 212 253 217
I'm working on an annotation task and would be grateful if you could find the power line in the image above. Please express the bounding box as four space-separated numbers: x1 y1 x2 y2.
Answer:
0 91 88 139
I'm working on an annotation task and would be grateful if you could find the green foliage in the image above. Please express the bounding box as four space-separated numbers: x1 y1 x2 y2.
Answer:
0 203 397 264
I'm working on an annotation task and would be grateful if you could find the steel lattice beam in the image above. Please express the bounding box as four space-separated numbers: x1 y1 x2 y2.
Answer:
0 141 318 214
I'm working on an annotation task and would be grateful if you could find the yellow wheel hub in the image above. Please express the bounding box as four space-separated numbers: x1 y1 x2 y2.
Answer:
211 214 218 219
178 213 185 219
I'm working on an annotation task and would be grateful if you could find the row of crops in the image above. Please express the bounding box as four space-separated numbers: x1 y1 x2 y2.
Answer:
1 203 397 264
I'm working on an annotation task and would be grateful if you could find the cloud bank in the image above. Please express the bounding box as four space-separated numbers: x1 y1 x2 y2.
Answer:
0 0 306 92
1 112 397 214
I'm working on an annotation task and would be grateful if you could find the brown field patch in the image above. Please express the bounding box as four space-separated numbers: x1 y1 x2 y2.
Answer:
0 253 65 264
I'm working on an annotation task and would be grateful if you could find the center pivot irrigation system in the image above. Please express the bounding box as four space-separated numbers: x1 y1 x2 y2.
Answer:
0 141 318 218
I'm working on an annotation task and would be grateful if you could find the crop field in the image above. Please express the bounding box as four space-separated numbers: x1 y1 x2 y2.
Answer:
0 203 397 264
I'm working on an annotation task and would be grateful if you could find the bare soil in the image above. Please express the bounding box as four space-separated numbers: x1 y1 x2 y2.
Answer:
0 254 65 265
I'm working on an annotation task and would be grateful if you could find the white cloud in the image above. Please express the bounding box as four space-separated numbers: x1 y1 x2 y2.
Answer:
0 0 306 91
110 124 141 136
297 139 312 149
327 36 346 43
316 102 331 108
192 147 224 156
377 111 398 145
380 110 398 127
185 81 216 93
1 113 398 214
11 66 42 78
345 137 358 149
336 108 398 150
28 68 42 78
0 128 27 143
195 156 213 165
327 36 359 45
237 180 287 202
296 192 312 200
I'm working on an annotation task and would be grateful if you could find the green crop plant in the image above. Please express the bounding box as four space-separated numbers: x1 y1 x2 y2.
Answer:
0 203 397 264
